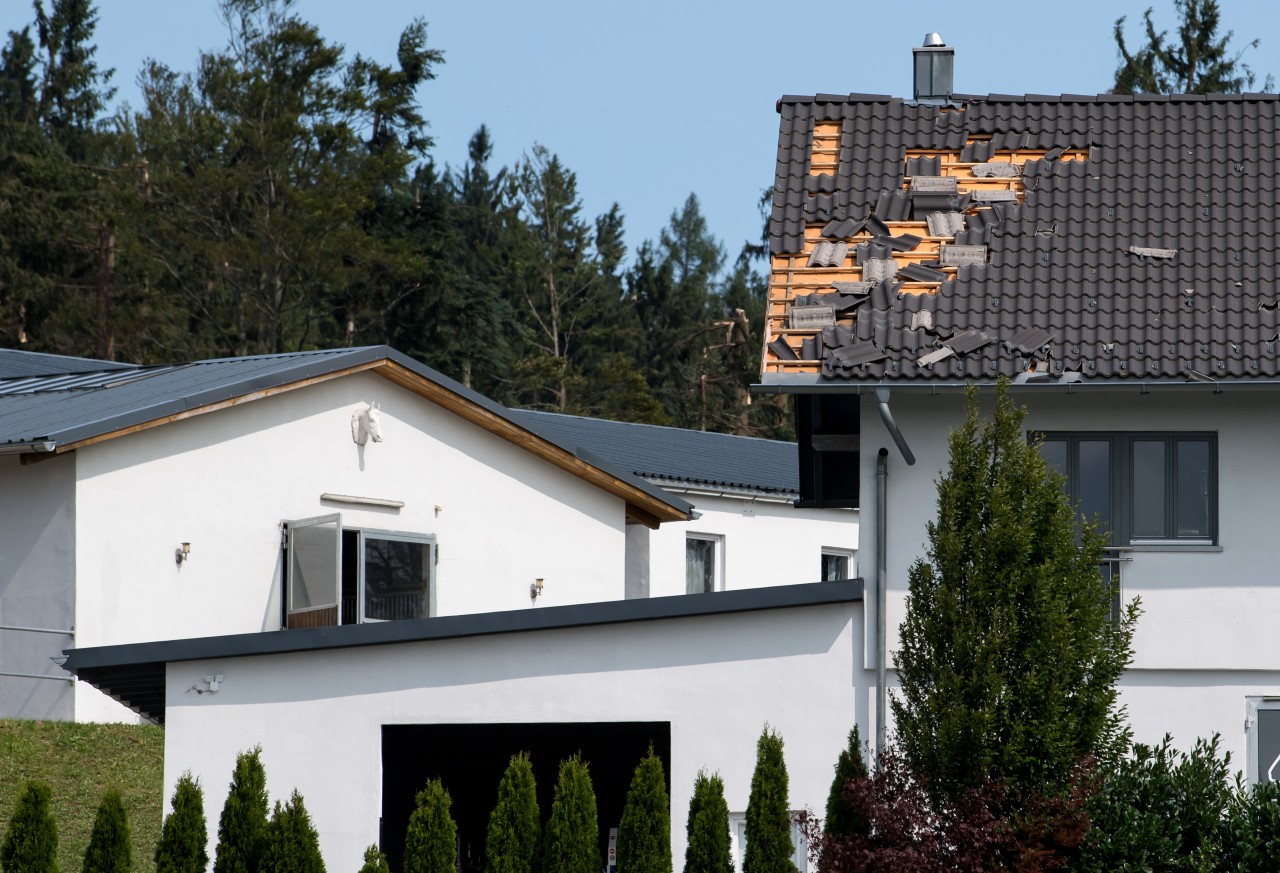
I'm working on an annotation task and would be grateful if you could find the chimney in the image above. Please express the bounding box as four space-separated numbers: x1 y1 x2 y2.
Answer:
913 33 953 103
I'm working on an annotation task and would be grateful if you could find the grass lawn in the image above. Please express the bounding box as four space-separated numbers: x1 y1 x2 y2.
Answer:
0 718 166 873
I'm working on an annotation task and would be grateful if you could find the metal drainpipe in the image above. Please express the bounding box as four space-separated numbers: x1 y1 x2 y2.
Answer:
875 447 889 756
874 388 916 465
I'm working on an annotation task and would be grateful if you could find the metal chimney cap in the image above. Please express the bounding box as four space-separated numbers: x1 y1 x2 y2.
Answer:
922 32 945 47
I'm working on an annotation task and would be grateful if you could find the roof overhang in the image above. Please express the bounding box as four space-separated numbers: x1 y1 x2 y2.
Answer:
63 581 863 723
752 376 1280 395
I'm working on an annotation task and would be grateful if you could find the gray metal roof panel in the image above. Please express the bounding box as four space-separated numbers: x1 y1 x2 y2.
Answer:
509 410 799 496
0 349 135 378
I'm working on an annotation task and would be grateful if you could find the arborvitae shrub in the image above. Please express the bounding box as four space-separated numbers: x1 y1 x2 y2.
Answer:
744 727 793 873
617 748 671 873
682 771 730 873
214 746 270 873
261 790 325 873
1 780 58 873
484 752 540 873
82 787 132 873
155 772 210 873
543 756 599 873
404 779 456 873
357 845 390 873
822 727 869 844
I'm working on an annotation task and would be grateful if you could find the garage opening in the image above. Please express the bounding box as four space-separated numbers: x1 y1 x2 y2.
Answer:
381 722 671 873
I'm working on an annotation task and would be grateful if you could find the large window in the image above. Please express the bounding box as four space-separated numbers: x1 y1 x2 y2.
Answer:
1036 433 1216 545
285 515 435 629
685 534 723 594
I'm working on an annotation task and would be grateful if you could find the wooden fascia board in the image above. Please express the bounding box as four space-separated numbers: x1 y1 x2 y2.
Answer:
371 361 687 527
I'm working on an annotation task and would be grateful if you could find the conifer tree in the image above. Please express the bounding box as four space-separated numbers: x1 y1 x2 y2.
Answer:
1113 0 1271 94
155 772 210 873
214 746 270 873
821 727 869 846
261 790 325 873
682 771 731 873
1 780 58 873
357 845 390 873
743 727 793 873
404 779 456 873
543 756 599 873
484 752 540 873
617 748 671 873
82 787 132 873
892 381 1138 805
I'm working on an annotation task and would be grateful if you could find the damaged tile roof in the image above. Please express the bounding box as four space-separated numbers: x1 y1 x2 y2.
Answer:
762 92 1280 383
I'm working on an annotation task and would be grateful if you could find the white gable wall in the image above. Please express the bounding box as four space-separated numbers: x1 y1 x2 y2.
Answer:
71 372 629 719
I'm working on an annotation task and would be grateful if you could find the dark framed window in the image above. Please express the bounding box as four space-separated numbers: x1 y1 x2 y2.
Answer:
1035 433 1217 546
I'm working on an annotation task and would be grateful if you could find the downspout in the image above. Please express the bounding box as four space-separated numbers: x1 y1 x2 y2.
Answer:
873 388 915 466
875 447 888 756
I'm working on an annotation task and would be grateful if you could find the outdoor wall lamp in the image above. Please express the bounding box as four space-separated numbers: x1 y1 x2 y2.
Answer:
530 578 544 603
175 542 191 566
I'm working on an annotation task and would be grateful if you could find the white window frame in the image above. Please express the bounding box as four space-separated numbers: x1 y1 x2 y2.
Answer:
728 812 809 873
1245 697 1280 785
685 533 725 594
821 547 857 582
354 528 437 623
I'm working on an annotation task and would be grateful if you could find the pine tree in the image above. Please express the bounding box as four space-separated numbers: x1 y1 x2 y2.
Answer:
1113 0 1272 94
484 752 540 873
82 788 132 873
822 727 869 845
743 727 793 873
892 381 1138 805
155 772 210 873
261 790 325 873
214 746 270 873
543 756 599 873
617 748 671 873
1 780 58 873
682 771 731 873
357 845 390 873
404 779 456 873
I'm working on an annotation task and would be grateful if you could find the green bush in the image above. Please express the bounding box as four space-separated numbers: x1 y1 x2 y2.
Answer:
357 845 390 873
1221 779 1280 873
261 790 325 873
155 773 209 873
822 727 869 844
617 749 670 873
543 756 598 873
682 771 730 873
214 747 270 873
1 780 58 873
82 788 132 873
1077 734 1231 872
404 779 456 873
484 753 540 873
744 727 794 873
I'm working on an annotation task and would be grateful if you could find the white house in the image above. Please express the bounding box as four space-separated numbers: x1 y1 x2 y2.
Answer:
1 344 864 871
755 73 1280 787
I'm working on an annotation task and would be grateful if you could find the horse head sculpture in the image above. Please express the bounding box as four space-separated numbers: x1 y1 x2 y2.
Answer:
351 401 383 446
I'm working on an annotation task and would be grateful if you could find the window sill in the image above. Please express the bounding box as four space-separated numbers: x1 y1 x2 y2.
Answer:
1127 544 1222 553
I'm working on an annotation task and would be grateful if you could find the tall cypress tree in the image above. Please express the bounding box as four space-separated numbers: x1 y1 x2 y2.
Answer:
0 780 58 873
214 746 270 873
82 788 132 873
743 727 793 873
357 845 390 873
822 727 869 844
404 779 456 873
543 756 598 873
155 772 210 873
892 381 1138 804
616 749 670 873
484 752 540 873
260 790 325 873
682 771 730 873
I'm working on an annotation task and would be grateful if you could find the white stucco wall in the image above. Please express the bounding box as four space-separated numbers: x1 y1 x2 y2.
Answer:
857 386 1280 765
163 602 864 872
0 454 76 719
647 493 858 597
69 372 630 720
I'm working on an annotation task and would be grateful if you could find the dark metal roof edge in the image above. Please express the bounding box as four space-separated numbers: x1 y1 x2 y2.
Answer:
752 376 1280 395
570 446 694 517
63 581 863 674
778 91 1280 106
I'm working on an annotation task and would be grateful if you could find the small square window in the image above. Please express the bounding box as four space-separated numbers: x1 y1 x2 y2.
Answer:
685 534 723 594
821 549 857 582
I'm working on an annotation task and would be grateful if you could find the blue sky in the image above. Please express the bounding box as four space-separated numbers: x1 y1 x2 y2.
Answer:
4 1 1278 269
